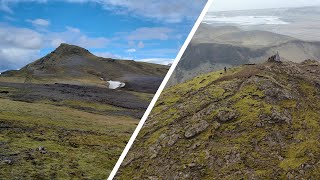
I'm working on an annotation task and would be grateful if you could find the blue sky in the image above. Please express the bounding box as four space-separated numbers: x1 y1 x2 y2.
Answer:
0 0 207 71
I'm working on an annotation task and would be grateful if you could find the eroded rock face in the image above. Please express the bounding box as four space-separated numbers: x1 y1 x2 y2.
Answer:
263 87 295 101
184 120 209 138
259 109 292 124
167 134 180 146
270 109 292 124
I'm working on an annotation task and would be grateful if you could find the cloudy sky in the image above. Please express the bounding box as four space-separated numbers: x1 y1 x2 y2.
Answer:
210 0 320 11
0 0 207 71
202 0 320 41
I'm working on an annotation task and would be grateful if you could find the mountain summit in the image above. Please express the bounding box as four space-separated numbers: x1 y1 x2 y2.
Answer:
49 43 93 57
117 60 320 179
29 43 95 67
1 43 169 93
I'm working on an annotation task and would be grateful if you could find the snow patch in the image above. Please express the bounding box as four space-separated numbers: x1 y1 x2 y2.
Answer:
107 80 125 89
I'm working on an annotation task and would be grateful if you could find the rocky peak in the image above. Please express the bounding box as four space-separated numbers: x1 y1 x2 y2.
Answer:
53 43 92 57
30 43 94 67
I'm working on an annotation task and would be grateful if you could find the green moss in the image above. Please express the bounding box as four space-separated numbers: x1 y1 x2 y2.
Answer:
0 98 136 179
209 86 226 99
144 127 167 146
163 94 180 106
280 140 320 171
167 66 242 94
292 109 320 130
128 91 153 101
255 169 273 177
118 63 320 179
234 96 260 121
300 81 316 97
62 99 123 111
279 158 308 171
231 84 274 126
279 100 297 109
198 121 220 141
304 111 320 129
232 84 265 100
224 125 236 131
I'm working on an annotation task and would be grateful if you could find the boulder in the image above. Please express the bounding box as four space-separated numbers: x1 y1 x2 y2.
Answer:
184 120 209 138
217 109 237 122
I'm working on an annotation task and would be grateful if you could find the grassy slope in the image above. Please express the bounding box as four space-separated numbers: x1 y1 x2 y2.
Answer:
117 61 320 179
0 90 139 179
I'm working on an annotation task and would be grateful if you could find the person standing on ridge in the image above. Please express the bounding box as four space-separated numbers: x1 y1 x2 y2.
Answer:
224 67 227 73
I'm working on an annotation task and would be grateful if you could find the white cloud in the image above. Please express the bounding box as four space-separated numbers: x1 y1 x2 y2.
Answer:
0 25 43 71
210 0 320 11
47 26 110 48
66 26 80 33
126 48 136 53
0 48 40 71
138 58 174 65
93 51 121 59
127 27 173 41
50 38 65 47
0 24 110 71
203 15 289 25
127 40 145 49
26 18 50 26
0 26 43 49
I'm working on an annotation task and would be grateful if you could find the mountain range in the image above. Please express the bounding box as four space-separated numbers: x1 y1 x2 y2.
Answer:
167 24 320 86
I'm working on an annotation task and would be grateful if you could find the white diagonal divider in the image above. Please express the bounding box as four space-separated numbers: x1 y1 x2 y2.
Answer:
107 0 214 179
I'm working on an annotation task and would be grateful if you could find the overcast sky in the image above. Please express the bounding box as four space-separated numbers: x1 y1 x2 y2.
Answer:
210 0 320 11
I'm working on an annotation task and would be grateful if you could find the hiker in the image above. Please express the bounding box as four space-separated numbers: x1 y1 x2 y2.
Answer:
275 51 281 62
224 67 227 73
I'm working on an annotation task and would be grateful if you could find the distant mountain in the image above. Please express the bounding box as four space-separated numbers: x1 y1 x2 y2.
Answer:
192 24 296 47
117 60 320 179
1 43 169 93
167 25 320 86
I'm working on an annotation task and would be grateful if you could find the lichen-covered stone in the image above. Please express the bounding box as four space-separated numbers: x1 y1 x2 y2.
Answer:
216 109 237 122
184 120 209 138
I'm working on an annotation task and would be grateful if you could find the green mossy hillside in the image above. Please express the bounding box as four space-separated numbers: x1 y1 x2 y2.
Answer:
0 98 137 179
117 60 320 179
0 82 152 179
